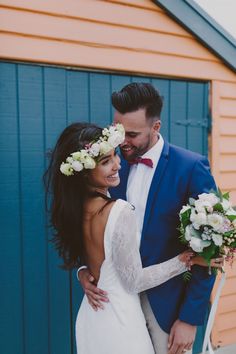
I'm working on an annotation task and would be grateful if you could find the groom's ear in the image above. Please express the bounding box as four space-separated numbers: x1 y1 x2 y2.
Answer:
153 119 161 133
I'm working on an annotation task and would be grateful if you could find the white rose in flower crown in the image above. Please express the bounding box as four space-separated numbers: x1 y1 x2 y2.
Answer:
212 233 223 246
77 150 90 164
66 156 74 164
207 213 224 231
83 156 96 169
195 199 212 213
102 128 109 137
190 211 207 230
71 160 83 172
71 151 81 160
108 131 124 148
180 205 191 215
60 163 74 176
116 123 125 135
198 192 219 206
108 126 116 134
89 143 100 157
99 141 112 155
189 237 211 253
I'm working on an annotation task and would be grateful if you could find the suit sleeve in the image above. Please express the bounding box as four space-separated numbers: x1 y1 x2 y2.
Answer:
178 156 217 325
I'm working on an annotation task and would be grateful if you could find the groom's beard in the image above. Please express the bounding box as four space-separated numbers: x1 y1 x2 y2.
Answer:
120 138 153 161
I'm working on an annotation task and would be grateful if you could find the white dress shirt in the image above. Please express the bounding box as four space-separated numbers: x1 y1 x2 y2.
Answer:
126 134 164 234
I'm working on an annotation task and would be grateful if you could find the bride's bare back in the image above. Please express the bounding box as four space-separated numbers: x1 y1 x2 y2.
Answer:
82 197 115 283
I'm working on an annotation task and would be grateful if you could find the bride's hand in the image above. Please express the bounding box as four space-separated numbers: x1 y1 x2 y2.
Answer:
191 255 224 268
178 250 194 266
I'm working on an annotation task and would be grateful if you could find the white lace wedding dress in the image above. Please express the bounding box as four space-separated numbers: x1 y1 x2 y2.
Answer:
76 199 187 354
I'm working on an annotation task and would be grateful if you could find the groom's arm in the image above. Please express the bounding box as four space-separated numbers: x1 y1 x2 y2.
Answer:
169 156 217 353
78 268 109 310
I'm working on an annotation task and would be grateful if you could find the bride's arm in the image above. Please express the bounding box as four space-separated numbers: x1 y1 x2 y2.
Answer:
112 204 188 294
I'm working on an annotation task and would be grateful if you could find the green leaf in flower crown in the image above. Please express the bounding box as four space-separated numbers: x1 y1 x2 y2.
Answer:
199 243 219 264
213 203 224 212
230 241 236 248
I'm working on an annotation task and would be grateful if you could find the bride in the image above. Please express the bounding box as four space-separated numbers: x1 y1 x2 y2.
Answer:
44 122 223 354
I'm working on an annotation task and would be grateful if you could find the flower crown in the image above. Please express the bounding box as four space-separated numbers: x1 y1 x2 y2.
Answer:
60 123 125 176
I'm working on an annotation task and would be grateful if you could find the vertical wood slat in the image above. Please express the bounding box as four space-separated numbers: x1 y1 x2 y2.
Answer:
170 80 188 147
0 62 209 354
43 67 72 354
0 62 24 354
17 64 49 354
187 82 206 155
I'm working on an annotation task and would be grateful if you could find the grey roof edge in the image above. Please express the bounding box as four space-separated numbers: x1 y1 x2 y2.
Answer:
152 0 236 73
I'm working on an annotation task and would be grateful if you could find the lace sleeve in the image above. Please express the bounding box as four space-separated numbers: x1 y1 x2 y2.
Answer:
112 204 187 294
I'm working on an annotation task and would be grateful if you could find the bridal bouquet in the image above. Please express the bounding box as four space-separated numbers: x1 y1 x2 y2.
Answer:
179 190 236 276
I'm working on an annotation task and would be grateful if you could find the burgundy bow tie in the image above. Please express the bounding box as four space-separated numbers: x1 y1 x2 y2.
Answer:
129 157 153 168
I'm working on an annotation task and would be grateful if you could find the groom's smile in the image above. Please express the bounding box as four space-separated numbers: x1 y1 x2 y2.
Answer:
114 108 161 161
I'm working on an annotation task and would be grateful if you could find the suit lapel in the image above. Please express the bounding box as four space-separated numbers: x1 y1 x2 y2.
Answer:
141 141 170 239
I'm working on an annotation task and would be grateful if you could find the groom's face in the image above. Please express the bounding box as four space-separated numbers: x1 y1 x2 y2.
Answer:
114 108 160 161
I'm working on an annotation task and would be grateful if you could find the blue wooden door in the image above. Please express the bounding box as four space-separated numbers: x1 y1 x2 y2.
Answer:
0 62 210 354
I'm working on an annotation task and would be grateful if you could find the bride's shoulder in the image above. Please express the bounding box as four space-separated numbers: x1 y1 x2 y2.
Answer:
116 199 135 209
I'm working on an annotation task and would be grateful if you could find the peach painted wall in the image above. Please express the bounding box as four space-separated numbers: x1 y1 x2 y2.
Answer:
1 0 236 347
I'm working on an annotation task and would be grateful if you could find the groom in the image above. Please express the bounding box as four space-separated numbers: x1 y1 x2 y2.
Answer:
78 83 216 354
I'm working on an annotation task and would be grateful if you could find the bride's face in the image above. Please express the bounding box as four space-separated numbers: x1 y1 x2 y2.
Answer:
87 149 121 190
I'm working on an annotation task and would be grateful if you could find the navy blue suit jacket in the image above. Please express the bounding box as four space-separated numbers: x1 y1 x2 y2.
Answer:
111 140 216 333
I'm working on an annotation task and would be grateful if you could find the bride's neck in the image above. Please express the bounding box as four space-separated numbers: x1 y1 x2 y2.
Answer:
87 186 108 198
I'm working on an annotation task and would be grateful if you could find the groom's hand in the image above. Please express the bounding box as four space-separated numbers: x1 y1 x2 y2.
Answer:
168 319 196 354
78 269 109 311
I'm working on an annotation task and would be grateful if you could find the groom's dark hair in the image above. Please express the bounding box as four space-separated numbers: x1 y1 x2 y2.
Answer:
111 82 163 120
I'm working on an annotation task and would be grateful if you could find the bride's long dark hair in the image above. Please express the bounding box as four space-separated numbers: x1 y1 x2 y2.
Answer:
44 122 111 269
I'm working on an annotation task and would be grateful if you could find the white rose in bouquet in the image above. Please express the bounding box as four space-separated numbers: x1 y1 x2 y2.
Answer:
207 213 224 232
189 237 211 253
198 192 219 206
195 199 212 213
212 233 223 247
190 211 207 230
184 225 192 241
